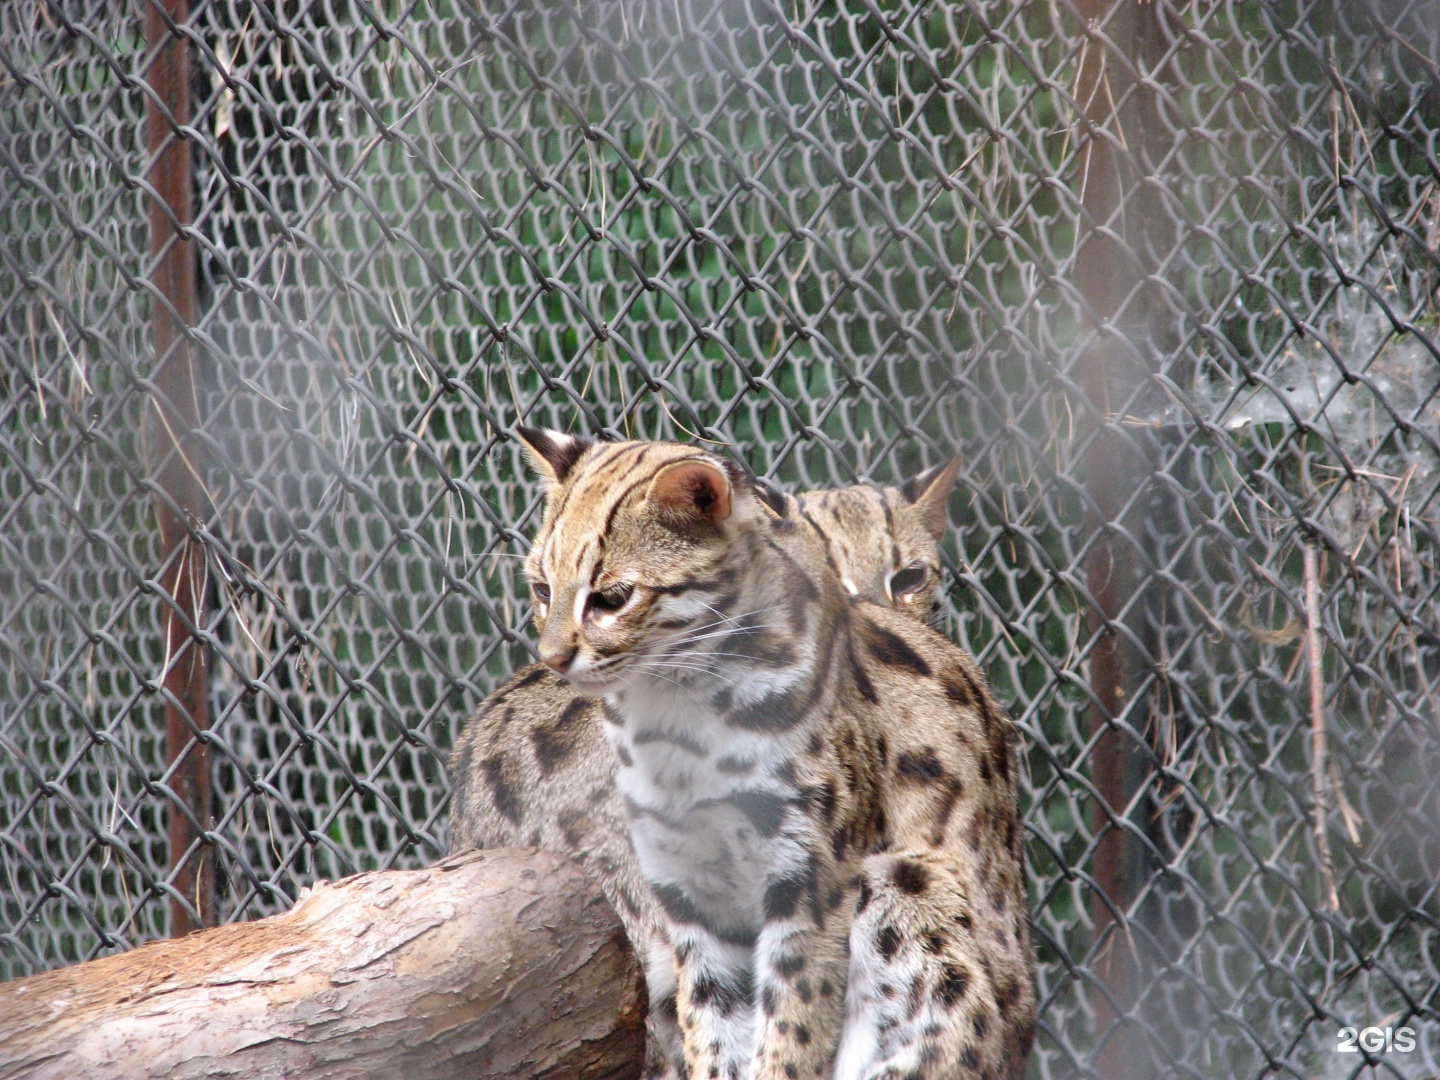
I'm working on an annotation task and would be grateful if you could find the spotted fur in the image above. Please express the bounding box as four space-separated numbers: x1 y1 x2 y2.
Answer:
503 432 1033 1080
449 453 961 1079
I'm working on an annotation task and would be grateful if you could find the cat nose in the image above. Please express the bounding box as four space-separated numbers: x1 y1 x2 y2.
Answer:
539 643 577 671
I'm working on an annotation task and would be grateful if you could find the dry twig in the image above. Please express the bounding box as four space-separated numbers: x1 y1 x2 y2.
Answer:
1305 543 1339 913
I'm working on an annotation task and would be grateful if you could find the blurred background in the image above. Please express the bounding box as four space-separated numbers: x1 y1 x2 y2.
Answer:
2 0 1438 1075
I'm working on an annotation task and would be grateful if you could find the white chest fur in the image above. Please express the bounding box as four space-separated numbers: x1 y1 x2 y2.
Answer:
605 675 814 934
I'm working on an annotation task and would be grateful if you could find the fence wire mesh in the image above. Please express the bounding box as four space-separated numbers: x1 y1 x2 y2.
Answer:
3 0 1440 1075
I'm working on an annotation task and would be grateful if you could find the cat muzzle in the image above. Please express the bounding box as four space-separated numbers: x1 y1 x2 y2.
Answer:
538 642 578 671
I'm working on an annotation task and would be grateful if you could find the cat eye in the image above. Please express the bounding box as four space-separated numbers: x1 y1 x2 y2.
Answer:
889 564 929 600
587 582 634 615
532 581 552 616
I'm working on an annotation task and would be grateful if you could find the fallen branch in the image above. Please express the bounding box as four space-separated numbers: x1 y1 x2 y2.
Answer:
0 849 645 1080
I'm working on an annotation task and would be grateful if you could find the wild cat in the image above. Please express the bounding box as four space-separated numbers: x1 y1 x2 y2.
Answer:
512 430 1034 1080
449 451 962 1078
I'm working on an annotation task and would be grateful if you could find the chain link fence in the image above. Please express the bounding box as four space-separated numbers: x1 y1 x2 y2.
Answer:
3 0 1439 1075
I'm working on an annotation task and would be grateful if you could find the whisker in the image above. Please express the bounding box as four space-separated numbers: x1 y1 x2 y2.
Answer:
683 650 797 663
658 622 786 648
659 608 768 635
641 659 732 689
638 666 689 690
689 601 778 632
655 609 782 644
642 661 742 688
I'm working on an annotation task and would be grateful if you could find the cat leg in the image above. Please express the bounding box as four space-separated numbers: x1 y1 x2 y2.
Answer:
666 885 849 1080
641 928 689 1079
751 915 851 1080
834 851 1029 1080
671 923 759 1080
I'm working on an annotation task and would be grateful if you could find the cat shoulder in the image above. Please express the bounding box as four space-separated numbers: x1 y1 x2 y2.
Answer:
847 601 1007 744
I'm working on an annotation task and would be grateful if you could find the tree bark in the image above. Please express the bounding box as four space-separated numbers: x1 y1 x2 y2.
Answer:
0 850 645 1080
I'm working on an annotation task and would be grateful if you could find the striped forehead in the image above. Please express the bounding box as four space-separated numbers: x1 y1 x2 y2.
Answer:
880 486 934 543
533 441 702 577
802 486 896 557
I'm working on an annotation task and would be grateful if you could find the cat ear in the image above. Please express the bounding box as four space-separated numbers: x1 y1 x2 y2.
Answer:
648 458 733 528
516 426 594 486
720 458 789 517
901 455 962 540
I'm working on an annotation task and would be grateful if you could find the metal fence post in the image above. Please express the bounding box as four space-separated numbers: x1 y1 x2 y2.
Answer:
143 0 214 936
1072 0 1149 1072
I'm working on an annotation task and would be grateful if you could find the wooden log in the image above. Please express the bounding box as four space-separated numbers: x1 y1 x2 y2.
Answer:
0 850 645 1080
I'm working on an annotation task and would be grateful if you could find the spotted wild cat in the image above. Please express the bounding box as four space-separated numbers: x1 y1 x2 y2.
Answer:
449 459 962 1078
512 430 1034 1080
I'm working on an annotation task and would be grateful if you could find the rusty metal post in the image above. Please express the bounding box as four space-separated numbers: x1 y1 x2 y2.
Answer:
144 0 214 936
1071 0 1145 1073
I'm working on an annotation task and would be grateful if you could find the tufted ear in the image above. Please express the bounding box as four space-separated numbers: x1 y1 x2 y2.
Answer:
515 426 595 486
648 458 733 529
901 455 963 541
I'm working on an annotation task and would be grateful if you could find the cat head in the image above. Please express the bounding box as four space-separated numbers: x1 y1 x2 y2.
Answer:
794 456 961 620
517 430 766 694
